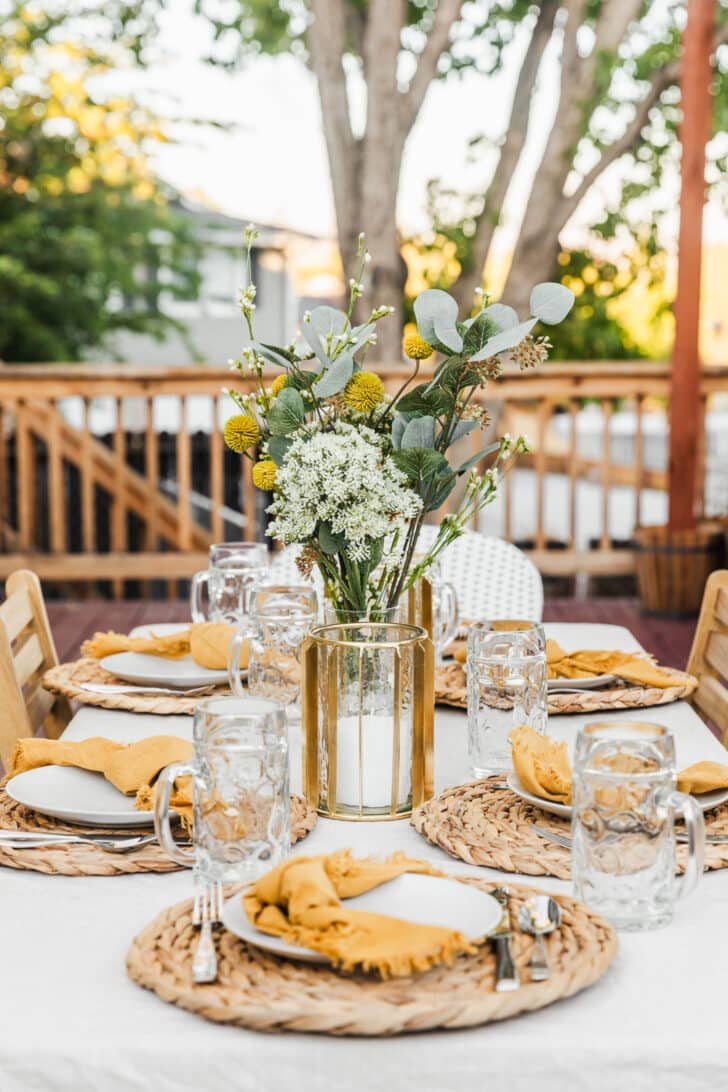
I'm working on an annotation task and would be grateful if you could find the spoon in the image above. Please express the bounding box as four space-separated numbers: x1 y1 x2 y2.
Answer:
517 895 562 981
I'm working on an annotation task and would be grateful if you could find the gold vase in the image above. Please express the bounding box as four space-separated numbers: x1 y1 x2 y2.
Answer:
301 621 434 820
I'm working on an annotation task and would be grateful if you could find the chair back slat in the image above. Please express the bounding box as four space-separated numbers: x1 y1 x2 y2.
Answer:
687 570 728 745
0 570 72 768
13 633 45 690
705 632 728 682
0 585 34 644
716 586 728 627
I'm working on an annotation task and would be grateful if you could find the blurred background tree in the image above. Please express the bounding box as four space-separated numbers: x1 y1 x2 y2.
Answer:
0 1 200 362
195 0 728 361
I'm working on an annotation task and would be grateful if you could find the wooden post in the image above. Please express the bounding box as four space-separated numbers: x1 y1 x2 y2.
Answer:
668 0 715 530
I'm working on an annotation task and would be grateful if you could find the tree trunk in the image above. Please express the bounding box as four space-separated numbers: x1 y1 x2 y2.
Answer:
359 0 407 363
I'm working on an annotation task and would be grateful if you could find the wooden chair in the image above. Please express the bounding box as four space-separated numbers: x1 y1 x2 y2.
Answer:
686 570 728 746
0 570 72 768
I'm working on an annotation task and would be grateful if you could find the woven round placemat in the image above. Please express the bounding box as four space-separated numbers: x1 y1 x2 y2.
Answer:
412 777 728 880
42 659 220 715
435 663 697 716
126 877 617 1036
0 784 317 876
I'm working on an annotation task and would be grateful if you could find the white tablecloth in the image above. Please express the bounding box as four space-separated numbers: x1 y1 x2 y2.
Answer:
3 623 728 1091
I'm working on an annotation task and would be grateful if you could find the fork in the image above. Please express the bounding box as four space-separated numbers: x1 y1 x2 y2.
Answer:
79 682 218 697
192 882 224 983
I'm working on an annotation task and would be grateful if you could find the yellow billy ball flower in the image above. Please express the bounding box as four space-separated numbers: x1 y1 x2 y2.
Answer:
403 332 433 360
270 374 288 397
224 414 260 453
252 459 277 490
344 371 385 412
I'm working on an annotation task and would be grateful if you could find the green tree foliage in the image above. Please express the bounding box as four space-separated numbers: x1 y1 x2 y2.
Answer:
0 1 200 362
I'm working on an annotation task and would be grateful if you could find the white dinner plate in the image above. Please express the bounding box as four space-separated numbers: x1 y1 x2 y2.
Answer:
547 674 618 692
507 772 728 818
99 650 229 690
222 872 502 964
5 766 163 828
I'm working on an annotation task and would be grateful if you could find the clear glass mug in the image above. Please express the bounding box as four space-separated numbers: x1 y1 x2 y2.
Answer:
466 627 548 776
572 721 705 931
154 696 290 884
228 585 318 709
190 543 269 624
425 561 459 657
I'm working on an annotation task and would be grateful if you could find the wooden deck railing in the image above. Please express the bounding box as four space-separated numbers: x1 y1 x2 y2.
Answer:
0 361 726 596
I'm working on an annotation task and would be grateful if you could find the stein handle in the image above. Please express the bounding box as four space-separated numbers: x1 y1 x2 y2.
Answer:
670 790 705 900
439 581 459 651
190 571 209 623
154 761 197 867
227 625 253 698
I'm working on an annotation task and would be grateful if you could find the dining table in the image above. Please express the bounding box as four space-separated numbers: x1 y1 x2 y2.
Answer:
2 620 728 1092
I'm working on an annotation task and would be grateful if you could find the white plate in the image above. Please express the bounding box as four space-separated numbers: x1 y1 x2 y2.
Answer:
99 651 228 690
222 872 502 965
507 772 728 818
5 766 162 828
547 675 618 692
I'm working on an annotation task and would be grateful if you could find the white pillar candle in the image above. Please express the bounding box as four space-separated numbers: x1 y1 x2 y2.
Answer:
335 714 413 811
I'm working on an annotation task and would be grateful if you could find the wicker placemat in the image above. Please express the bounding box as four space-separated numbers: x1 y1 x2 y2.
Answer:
412 777 728 880
42 659 220 715
0 784 317 876
435 663 698 715
126 878 617 1036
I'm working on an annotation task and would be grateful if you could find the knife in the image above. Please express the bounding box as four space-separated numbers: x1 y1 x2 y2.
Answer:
490 886 520 992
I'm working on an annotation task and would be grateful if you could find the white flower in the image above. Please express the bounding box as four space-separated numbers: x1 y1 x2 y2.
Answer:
267 422 422 563
303 310 311 323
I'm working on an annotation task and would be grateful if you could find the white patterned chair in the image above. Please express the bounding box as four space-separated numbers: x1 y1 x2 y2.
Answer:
268 531 543 623
415 526 543 622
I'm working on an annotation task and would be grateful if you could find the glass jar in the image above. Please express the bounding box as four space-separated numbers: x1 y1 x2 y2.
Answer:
301 622 434 820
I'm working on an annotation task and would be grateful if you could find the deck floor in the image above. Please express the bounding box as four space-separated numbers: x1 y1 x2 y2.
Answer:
46 598 698 671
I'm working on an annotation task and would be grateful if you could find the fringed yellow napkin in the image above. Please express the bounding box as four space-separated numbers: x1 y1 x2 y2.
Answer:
510 725 572 804
509 725 728 805
546 639 677 689
82 622 248 671
243 850 477 977
9 736 194 827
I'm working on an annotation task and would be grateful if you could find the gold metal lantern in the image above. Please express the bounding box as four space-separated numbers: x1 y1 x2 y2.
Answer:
301 621 434 820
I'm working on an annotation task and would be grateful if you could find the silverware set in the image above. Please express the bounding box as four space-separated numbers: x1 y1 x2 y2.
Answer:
490 885 563 986
192 882 224 984
0 830 192 854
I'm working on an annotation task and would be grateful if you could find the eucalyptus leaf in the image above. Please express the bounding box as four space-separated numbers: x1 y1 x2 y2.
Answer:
529 282 575 324
414 289 459 348
392 447 451 494
318 521 342 555
483 304 519 330
456 440 502 475
469 318 537 362
267 387 305 436
391 413 408 450
267 436 293 466
301 322 329 366
462 311 498 356
255 343 292 369
259 341 298 365
312 353 354 397
309 306 348 338
401 415 436 450
348 322 376 353
447 419 479 445
433 317 463 353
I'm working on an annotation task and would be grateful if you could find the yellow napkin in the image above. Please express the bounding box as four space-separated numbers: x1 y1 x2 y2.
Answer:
9 736 194 826
510 725 572 804
509 725 728 804
243 850 476 977
82 622 248 671
546 639 676 689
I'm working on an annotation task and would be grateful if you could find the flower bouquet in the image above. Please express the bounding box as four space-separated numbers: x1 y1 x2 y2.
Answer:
224 227 574 620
